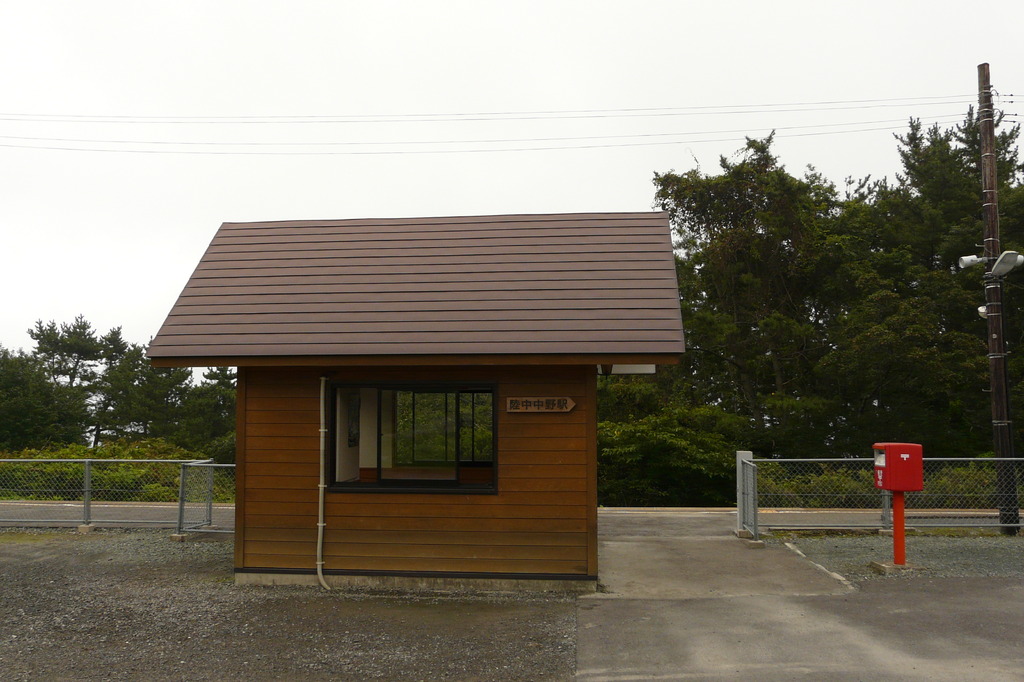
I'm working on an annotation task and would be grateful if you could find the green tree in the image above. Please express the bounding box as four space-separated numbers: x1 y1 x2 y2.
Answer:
649 112 1023 462
654 135 840 456
0 346 86 450
28 315 103 388
14 316 237 456
173 367 237 462
101 345 194 441
88 327 132 446
817 112 1023 457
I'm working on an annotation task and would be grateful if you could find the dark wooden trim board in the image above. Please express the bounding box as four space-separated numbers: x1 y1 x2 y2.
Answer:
151 353 680 368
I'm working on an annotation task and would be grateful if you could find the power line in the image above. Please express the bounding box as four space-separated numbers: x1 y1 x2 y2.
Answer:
0 115 967 149
0 119 968 156
0 95 976 125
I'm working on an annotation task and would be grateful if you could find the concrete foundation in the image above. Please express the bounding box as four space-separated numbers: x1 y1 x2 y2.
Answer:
235 571 597 593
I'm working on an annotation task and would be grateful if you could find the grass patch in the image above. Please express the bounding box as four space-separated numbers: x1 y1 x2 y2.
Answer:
905 527 1004 537
766 527 1005 541
766 529 877 539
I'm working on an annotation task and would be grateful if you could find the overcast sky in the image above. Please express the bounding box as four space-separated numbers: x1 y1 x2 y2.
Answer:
3 1 1023 354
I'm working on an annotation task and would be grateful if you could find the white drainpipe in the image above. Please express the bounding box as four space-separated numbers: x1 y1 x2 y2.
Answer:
316 376 331 590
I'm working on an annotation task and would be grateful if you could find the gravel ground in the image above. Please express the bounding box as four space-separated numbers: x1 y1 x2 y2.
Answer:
768 529 1024 582
0 528 575 681
5 522 1022 681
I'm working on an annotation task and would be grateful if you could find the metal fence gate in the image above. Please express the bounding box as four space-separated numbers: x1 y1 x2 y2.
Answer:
736 452 1024 539
177 461 235 533
736 451 758 538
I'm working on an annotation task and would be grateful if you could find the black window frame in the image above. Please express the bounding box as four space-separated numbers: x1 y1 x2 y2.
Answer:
326 380 498 494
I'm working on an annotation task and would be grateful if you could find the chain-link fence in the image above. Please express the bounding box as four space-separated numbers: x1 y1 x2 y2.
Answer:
0 458 234 530
177 461 235 533
738 454 1024 538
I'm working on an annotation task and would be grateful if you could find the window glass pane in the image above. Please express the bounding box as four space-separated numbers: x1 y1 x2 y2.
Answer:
334 388 361 482
332 384 495 489
383 390 456 481
378 388 394 474
459 392 493 462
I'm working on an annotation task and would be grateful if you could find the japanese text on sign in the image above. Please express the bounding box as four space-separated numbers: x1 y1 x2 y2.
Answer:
506 397 576 413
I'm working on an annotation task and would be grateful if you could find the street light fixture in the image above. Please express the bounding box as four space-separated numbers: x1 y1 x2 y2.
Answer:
959 254 987 269
991 251 1024 277
959 250 1023 276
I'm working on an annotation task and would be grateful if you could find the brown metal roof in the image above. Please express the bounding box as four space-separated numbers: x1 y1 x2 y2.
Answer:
147 212 684 362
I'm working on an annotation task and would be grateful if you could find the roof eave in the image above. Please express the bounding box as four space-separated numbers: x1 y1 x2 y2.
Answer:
148 351 683 369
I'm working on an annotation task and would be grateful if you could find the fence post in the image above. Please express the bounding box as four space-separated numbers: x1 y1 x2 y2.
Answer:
176 462 189 534
881 490 892 528
736 451 753 535
82 460 92 526
204 465 215 527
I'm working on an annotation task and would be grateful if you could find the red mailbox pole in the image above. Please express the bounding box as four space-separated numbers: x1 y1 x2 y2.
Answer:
873 443 923 566
892 490 906 565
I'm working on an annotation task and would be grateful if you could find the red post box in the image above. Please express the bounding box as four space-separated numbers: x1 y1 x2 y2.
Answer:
872 442 923 491
873 442 923 566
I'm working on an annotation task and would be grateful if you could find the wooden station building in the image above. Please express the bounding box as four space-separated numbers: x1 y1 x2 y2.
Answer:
148 212 684 589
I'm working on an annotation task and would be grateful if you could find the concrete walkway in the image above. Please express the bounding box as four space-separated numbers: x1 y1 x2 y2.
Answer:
577 509 1024 681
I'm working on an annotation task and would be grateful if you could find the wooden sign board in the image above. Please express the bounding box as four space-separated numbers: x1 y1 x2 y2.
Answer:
506 397 576 413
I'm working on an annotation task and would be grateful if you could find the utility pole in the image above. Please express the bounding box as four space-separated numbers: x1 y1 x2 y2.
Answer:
978 62 1020 534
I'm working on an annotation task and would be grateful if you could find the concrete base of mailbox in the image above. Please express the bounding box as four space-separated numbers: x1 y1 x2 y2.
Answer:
869 561 921 576
877 528 917 537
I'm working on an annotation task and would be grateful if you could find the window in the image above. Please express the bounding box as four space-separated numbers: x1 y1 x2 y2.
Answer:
328 383 496 492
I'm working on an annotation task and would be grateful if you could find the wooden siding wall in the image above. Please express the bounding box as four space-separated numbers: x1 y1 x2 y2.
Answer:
237 365 597 578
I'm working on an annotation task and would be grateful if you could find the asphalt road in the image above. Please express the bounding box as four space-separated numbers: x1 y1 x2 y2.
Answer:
577 510 1024 681
0 500 234 529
